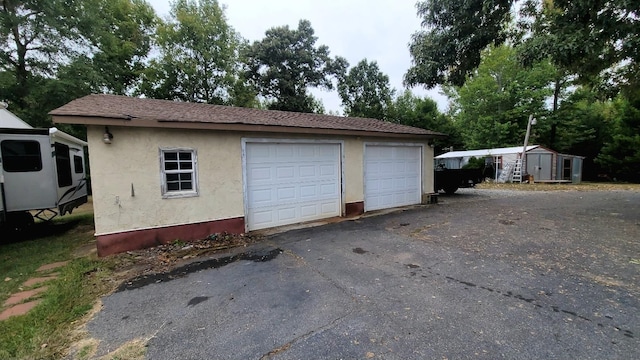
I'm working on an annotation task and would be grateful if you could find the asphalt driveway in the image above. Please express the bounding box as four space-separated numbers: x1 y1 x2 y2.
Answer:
88 189 640 359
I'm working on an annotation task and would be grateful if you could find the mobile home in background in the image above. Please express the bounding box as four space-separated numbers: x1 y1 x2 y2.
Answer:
0 104 88 230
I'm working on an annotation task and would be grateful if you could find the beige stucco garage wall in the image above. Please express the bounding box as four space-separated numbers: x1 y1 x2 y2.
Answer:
87 126 245 235
87 126 434 235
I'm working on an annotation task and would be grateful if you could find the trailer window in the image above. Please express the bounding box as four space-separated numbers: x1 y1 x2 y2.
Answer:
74 155 84 174
160 148 198 198
1 140 43 172
55 143 72 187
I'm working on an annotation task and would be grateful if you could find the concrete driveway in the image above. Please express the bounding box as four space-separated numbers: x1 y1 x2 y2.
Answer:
88 189 640 359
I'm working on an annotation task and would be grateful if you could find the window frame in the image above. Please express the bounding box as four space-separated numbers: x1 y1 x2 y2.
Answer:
54 142 73 187
73 155 84 174
1 140 43 173
159 147 199 199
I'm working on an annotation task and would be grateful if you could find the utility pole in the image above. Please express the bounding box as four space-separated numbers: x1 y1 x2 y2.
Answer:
522 114 536 180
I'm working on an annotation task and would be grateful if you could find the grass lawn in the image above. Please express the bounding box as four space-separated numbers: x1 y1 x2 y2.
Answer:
0 211 118 360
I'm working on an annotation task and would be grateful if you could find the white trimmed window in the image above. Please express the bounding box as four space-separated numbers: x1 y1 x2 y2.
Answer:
160 148 198 198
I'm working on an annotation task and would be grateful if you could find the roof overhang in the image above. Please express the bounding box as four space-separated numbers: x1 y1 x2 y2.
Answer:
52 115 446 140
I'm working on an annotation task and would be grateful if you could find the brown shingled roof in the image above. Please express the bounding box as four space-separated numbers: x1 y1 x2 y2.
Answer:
50 94 443 137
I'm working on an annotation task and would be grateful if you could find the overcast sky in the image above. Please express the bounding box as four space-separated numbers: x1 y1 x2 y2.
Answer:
146 0 449 113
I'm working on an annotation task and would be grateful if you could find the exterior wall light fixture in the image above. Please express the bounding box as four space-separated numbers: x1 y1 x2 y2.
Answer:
103 126 114 144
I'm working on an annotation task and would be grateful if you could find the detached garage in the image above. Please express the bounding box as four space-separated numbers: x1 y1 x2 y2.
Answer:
51 95 441 256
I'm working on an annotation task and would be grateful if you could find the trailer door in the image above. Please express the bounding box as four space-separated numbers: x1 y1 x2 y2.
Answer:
0 134 57 211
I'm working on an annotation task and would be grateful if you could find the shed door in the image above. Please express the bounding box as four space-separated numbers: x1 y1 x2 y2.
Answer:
245 142 341 231
526 153 553 181
364 145 422 211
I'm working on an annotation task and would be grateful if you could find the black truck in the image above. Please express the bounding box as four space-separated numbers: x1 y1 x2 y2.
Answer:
434 165 485 194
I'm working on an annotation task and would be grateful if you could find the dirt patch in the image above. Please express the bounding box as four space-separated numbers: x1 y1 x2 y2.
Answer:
108 232 264 283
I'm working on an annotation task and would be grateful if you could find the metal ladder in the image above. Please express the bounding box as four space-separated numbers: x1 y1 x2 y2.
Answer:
497 159 523 183
511 159 522 183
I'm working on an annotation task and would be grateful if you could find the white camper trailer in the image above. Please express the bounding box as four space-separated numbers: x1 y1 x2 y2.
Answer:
0 127 88 229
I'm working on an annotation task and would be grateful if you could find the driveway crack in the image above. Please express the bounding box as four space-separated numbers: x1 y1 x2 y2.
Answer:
259 312 352 359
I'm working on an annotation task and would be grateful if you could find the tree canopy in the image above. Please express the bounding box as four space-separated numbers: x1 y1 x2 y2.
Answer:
139 0 241 104
1 0 638 181
246 20 348 113
447 45 555 149
338 59 393 119
405 0 512 88
407 0 640 91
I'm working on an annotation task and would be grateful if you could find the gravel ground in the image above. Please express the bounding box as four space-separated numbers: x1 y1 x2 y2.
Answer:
85 189 640 359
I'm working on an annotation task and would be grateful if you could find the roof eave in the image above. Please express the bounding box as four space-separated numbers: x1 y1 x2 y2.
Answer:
52 115 443 139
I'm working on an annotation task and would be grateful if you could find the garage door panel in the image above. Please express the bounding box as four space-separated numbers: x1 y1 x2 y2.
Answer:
299 184 317 198
276 166 295 179
300 204 318 217
365 145 421 211
277 187 296 200
299 165 316 177
277 207 296 221
246 142 341 230
320 201 338 213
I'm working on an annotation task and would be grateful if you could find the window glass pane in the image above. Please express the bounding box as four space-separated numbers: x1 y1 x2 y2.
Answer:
74 155 84 174
1 140 43 172
55 142 73 187
165 161 178 170
162 149 196 195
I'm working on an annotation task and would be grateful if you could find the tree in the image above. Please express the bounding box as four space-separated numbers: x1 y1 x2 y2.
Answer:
0 0 86 113
338 59 393 119
246 19 348 113
139 0 243 104
518 0 640 90
389 90 462 152
86 0 157 95
596 91 640 182
0 0 157 125
406 0 639 91
447 45 555 149
405 0 512 88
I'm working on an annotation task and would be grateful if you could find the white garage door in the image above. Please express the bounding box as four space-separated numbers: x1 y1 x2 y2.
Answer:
245 142 342 231
364 145 422 211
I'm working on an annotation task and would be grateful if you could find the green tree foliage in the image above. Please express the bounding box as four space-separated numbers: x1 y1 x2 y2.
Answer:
338 59 393 119
519 0 640 90
1 0 156 127
447 45 555 149
462 156 487 169
246 20 348 113
0 0 86 113
405 0 512 88
85 0 157 95
139 0 245 104
407 0 639 92
389 90 462 152
596 91 640 182
547 88 611 179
